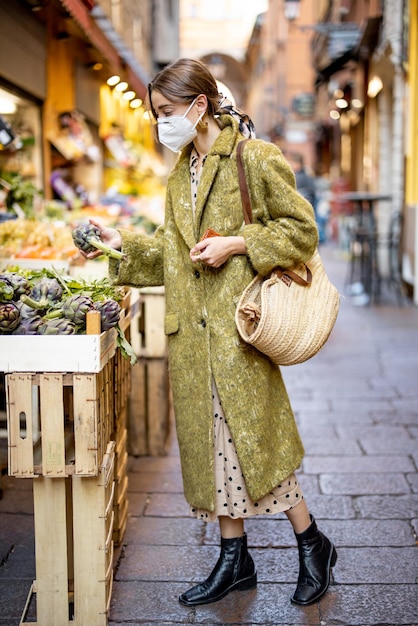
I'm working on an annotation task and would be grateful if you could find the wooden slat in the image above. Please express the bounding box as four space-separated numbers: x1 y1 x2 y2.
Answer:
72 444 115 626
33 478 69 626
73 375 98 476
39 375 66 476
147 359 170 456
127 359 147 456
7 374 35 477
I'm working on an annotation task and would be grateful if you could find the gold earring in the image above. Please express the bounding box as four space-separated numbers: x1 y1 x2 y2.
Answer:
197 116 208 131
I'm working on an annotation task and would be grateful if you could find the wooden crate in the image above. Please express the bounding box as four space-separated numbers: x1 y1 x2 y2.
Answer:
20 441 116 626
130 287 167 358
128 357 170 456
0 288 137 374
6 362 115 478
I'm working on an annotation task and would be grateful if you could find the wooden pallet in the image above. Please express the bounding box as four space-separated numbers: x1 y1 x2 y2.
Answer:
20 442 116 626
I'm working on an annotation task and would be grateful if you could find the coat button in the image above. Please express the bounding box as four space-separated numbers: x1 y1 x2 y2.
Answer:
194 270 200 278
201 319 206 328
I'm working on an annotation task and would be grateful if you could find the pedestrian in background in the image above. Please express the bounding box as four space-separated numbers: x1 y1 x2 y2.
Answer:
77 58 337 609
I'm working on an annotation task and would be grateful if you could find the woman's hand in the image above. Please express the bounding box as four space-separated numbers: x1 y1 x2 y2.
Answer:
190 236 247 268
79 218 122 259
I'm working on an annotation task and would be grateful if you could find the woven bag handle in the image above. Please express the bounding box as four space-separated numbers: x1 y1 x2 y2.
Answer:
236 139 312 287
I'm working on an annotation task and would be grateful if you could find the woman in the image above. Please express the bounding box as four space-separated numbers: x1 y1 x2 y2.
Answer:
79 58 337 608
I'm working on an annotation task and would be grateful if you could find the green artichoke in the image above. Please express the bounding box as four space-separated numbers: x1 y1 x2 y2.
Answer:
95 298 121 330
0 277 14 302
0 302 20 333
62 294 95 326
38 318 76 335
72 222 125 260
0 272 30 299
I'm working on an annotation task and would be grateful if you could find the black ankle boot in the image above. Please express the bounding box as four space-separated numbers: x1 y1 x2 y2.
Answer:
179 533 257 606
291 515 337 606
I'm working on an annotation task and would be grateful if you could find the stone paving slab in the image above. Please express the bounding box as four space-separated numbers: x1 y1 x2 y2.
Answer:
303 455 416 474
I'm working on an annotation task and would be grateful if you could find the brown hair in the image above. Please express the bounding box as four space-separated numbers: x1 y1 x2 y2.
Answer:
147 58 222 120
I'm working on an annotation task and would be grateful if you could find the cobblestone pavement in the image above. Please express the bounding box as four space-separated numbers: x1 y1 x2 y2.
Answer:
0 244 417 626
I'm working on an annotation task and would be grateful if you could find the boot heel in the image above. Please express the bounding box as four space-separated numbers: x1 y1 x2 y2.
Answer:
236 572 257 592
330 545 337 568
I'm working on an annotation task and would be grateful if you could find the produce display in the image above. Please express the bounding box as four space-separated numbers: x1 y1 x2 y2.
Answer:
0 267 136 361
0 217 77 260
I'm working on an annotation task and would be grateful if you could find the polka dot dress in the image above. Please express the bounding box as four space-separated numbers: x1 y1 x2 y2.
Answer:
189 150 303 522
191 382 303 521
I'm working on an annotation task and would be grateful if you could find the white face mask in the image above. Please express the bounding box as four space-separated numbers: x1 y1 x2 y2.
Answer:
157 98 203 153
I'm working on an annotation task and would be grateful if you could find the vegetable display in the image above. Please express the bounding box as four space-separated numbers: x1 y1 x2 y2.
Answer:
0 266 136 363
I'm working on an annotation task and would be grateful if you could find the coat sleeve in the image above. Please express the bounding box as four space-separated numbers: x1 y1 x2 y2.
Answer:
108 226 165 288
239 140 318 276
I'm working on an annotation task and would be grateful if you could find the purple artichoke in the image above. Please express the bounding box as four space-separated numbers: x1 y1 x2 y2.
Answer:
0 302 20 333
16 300 41 319
37 318 76 335
12 315 43 335
21 277 63 311
95 298 121 330
72 223 125 260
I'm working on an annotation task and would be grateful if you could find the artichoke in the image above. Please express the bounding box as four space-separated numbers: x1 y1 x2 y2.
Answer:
62 294 95 326
95 298 121 331
72 223 125 260
38 318 76 335
16 300 41 319
21 277 63 311
12 315 43 335
0 272 30 299
0 301 20 333
0 277 14 302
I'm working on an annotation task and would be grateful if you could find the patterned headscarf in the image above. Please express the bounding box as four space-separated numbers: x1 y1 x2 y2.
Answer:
217 96 256 139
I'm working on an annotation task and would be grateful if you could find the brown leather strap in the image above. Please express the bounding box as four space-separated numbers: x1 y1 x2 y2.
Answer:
236 139 312 287
236 139 252 225
273 266 312 287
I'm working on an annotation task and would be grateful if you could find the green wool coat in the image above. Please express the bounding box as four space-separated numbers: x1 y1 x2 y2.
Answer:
109 115 318 512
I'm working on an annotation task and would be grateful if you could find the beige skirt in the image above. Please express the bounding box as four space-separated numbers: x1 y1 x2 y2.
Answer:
191 381 303 521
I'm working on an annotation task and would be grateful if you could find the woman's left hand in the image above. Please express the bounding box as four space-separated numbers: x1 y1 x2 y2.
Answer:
190 236 247 267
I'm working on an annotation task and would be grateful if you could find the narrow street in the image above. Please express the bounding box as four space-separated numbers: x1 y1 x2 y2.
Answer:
1 243 417 625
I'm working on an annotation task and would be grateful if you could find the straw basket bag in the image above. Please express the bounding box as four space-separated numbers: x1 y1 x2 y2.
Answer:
235 140 340 366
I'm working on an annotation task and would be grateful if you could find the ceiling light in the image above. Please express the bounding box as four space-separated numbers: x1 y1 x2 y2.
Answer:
115 81 128 92
107 75 120 86
123 91 136 101
130 99 143 109
367 76 383 98
0 99 17 115
335 98 348 109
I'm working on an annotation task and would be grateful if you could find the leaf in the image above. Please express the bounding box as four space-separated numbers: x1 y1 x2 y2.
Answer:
116 324 137 365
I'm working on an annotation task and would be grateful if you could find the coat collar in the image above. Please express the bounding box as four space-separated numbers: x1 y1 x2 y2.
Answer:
170 116 241 247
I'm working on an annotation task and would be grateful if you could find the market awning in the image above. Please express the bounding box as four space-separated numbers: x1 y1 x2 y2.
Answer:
314 17 382 88
59 0 149 98
315 49 358 87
